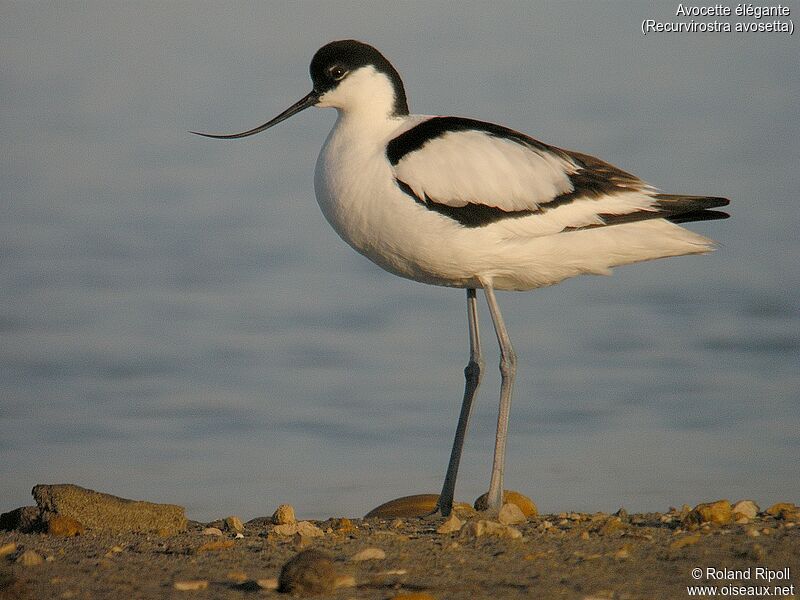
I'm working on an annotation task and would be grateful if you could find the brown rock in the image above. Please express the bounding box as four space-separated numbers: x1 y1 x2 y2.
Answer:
473 490 538 517
498 502 527 525
173 580 208 591
196 539 235 553
365 494 439 519
31 484 186 535
0 506 42 533
351 547 386 561
461 519 522 539
670 533 702 549
278 549 338 595
272 504 296 525
732 500 759 520
765 502 799 520
46 515 85 537
15 550 44 566
223 515 244 533
273 521 324 538
0 542 17 557
329 517 355 532
436 514 463 534
597 516 625 535
389 593 437 600
684 500 733 525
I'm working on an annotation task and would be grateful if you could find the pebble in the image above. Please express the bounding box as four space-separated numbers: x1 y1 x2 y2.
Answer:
223 515 244 533
597 516 625 535
226 570 249 583
0 542 17 557
388 594 437 600
669 533 701 549
329 517 355 532
256 578 279 590
201 527 223 536
684 500 732 525
16 549 44 566
580 531 590 541
473 490 537 517
273 520 325 538
612 546 631 559
732 500 759 520
461 519 522 539
746 528 760 537
196 539 235 553
351 547 386 561
278 549 338 596
436 513 464 534
174 580 208 591
498 502 527 525
272 503 297 525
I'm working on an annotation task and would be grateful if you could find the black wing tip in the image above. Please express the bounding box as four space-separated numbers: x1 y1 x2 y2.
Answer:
667 209 730 224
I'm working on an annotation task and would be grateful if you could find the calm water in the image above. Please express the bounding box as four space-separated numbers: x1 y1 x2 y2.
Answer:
2 3 798 520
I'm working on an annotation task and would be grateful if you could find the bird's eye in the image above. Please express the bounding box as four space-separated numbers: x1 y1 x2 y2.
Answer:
330 66 347 81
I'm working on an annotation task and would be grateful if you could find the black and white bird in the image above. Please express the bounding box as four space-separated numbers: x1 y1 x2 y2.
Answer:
194 40 729 516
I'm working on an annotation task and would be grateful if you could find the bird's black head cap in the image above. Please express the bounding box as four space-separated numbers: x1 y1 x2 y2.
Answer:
310 40 409 116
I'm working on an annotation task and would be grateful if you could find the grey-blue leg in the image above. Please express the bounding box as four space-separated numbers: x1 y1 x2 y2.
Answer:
483 284 517 511
435 288 484 516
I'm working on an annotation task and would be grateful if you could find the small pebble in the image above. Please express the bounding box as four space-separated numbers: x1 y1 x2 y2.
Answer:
613 546 630 559
436 514 463 534
580 531 590 540
0 542 17 557
388 594 437 600
16 549 44 566
272 503 297 525
351 547 386 561
256 578 278 590
226 570 249 583
174 580 209 591
746 528 760 538
670 533 701 549
196 539 235 553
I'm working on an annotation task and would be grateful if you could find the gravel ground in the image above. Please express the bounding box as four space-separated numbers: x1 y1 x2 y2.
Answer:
1 503 798 600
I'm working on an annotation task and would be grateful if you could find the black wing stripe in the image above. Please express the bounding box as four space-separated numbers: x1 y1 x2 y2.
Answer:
395 179 536 228
387 116 555 166
562 195 730 231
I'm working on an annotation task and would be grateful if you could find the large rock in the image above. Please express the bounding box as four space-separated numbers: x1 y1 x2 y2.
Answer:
31 484 187 535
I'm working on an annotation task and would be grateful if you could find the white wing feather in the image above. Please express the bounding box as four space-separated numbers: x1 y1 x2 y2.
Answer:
392 128 577 211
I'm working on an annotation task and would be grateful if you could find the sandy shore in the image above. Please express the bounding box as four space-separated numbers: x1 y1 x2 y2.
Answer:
2 499 798 600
